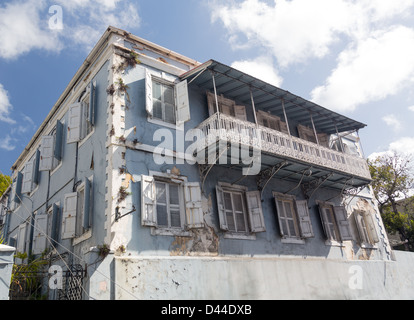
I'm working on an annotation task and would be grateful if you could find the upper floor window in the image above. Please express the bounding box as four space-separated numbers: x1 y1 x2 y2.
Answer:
67 81 96 144
207 91 247 121
317 201 353 244
146 70 190 127
39 120 64 172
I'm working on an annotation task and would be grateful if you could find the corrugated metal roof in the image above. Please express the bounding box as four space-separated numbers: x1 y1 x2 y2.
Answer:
180 60 366 135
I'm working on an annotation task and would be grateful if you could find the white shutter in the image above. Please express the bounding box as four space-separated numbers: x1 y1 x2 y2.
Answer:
17 223 27 253
61 192 78 239
234 105 247 121
175 80 190 124
333 206 353 241
145 69 153 118
39 135 55 171
67 103 82 143
296 200 314 238
33 214 48 255
246 191 265 233
365 212 380 244
216 186 228 231
141 175 157 227
184 182 204 229
21 159 34 194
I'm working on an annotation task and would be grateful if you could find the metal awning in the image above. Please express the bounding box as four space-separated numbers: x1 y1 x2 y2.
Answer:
180 60 367 135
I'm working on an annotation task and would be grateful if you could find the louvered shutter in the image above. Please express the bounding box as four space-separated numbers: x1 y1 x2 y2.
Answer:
83 178 92 229
365 212 380 244
274 196 286 237
21 159 34 194
61 192 78 239
246 191 265 232
234 105 247 121
296 200 314 238
14 172 23 204
141 175 157 226
317 203 330 240
54 120 64 161
175 80 190 124
333 206 353 241
17 223 27 253
67 103 82 143
32 214 48 255
89 81 96 126
39 135 55 171
184 182 204 229
145 69 153 118
33 150 40 185
216 186 228 231
51 204 60 246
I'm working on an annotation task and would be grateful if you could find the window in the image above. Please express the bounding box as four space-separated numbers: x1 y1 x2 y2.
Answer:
297 124 329 148
273 192 314 242
39 120 64 172
61 177 93 241
145 70 190 126
21 150 40 194
141 173 204 235
216 182 265 239
353 210 379 246
32 212 48 255
67 81 96 144
317 201 353 243
207 91 247 121
257 111 289 134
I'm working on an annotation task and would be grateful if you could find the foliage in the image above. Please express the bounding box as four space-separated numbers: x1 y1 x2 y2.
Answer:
368 152 414 250
0 173 11 197
10 252 49 299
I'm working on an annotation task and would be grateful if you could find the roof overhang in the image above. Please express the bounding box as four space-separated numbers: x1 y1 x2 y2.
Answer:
180 60 366 135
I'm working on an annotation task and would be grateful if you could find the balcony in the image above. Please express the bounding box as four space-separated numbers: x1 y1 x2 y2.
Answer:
181 59 372 191
196 112 371 190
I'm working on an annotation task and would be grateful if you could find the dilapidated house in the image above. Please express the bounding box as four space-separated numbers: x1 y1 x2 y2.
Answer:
2 26 414 300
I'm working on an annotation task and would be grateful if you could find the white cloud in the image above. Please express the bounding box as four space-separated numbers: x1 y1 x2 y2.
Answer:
409 105 414 112
368 136 414 160
311 26 414 112
231 56 283 87
0 0 140 59
0 84 15 124
0 0 61 59
382 114 402 131
0 135 16 151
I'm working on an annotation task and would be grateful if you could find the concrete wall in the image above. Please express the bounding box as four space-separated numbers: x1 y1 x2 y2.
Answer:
0 245 15 300
114 250 414 300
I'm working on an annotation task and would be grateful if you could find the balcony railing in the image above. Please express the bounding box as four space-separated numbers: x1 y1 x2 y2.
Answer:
196 113 371 181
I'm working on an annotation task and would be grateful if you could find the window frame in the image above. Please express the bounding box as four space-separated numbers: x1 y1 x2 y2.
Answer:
353 210 379 247
216 182 265 240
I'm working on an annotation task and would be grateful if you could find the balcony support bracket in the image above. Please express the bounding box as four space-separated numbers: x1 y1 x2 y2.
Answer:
257 161 289 200
301 173 333 201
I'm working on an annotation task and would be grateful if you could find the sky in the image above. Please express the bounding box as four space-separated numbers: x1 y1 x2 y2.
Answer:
1 0 414 176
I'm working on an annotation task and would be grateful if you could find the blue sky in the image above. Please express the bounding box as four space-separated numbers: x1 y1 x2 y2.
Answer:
1 0 414 176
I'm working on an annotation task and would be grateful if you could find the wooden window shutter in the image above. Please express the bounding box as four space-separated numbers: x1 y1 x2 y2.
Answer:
184 182 204 229
365 212 380 244
234 105 247 121
17 223 27 253
333 206 353 241
32 214 48 255
145 69 153 118
54 120 64 161
216 186 228 231
175 80 191 124
246 191 265 233
61 192 78 239
51 204 60 246
89 81 97 126
14 172 23 204
39 135 55 171
67 103 82 144
317 203 330 240
274 195 287 237
21 159 34 194
83 178 93 229
141 175 157 227
296 200 314 238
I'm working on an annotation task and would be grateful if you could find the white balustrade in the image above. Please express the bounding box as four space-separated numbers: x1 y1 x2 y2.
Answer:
196 113 371 181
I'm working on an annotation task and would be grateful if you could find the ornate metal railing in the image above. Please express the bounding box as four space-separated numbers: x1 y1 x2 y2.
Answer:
196 113 371 181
